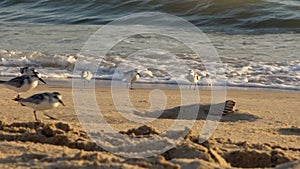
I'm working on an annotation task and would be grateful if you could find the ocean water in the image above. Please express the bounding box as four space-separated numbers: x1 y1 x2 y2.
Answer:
0 0 299 90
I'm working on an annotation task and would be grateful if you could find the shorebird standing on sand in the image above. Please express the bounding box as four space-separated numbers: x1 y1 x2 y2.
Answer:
124 69 141 90
81 70 92 86
186 69 201 90
20 66 45 84
15 92 65 121
0 71 46 99
20 67 38 76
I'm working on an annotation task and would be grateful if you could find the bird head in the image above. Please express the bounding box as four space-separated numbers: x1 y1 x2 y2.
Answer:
52 92 65 106
31 71 46 84
188 69 195 74
134 69 142 77
81 70 90 78
20 67 39 76
20 67 29 74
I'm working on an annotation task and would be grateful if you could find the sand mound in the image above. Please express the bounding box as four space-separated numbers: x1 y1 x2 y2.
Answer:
0 120 99 151
224 149 295 168
119 125 160 137
0 121 299 168
183 130 299 168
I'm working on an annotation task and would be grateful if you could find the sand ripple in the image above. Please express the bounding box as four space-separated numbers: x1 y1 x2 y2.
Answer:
0 120 299 168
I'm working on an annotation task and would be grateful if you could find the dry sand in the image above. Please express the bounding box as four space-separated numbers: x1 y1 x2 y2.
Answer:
0 83 299 168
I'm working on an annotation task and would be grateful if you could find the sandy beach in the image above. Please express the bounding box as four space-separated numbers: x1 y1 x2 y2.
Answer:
0 82 299 169
0 0 299 168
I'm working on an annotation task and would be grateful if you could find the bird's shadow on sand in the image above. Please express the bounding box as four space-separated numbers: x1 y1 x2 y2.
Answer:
134 103 259 122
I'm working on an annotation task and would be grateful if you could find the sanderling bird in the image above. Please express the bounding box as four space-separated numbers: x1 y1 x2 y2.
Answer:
186 69 201 90
0 72 46 99
20 66 45 82
16 92 65 121
124 69 141 89
20 67 38 76
81 70 92 86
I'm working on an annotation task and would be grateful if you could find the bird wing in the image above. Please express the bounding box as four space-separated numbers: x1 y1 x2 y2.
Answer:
20 93 47 105
195 70 208 77
5 76 28 88
124 71 133 80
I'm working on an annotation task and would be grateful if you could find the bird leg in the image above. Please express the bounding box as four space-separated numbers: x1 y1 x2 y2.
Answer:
33 110 39 121
44 113 58 120
14 94 21 101
14 94 25 101
130 82 133 90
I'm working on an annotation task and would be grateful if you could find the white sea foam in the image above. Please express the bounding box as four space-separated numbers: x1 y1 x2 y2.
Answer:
0 48 299 90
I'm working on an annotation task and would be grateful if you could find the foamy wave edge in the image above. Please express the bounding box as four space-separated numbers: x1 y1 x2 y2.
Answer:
0 49 299 91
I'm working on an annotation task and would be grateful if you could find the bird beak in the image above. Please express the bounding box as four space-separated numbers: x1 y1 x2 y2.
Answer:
38 78 47 84
59 99 65 106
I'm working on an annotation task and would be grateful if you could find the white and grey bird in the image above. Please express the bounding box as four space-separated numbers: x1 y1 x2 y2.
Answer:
124 69 141 89
186 69 201 90
81 70 92 86
0 71 46 99
20 67 38 76
16 92 65 121
20 66 45 82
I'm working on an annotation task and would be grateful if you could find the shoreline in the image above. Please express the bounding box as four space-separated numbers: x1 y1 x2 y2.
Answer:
39 78 300 93
1 76 298 93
